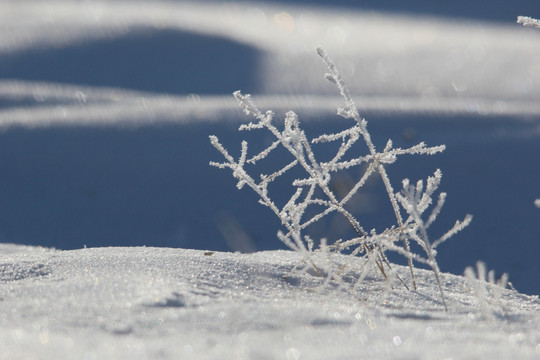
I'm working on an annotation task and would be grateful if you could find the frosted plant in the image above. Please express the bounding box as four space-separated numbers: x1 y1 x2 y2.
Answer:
395 170 472 310
210 48 471 309
464 261 509 320
517 16 540 28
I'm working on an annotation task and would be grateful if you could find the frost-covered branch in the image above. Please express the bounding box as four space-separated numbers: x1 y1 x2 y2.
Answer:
395 170 471 310
464 262 509 320
316 47 450 289
517 16 540 28
210 48 471 310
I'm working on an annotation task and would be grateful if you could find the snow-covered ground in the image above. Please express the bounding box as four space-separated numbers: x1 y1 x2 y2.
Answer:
0 1 539 357
1 243 539 359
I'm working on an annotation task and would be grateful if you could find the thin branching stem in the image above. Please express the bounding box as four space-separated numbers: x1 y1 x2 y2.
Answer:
316 47 417 289
210 47 470 312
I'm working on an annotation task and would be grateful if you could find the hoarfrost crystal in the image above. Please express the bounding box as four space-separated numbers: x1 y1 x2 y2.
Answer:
210 48 471 310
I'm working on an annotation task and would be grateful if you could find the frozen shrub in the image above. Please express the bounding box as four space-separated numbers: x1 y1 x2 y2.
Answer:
210 48 471 310
464 261 509 320
517 16 540 28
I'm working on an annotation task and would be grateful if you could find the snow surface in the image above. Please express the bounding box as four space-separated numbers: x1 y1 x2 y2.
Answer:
1 243 539 359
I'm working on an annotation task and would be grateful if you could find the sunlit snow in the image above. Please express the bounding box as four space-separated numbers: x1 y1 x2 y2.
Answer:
1 244 539 359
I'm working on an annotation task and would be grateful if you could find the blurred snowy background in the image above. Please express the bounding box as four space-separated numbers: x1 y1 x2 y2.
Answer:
0 1 539 294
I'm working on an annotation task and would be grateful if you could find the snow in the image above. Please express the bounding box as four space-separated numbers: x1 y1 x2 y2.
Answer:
1 243 539 359
0 0 539 357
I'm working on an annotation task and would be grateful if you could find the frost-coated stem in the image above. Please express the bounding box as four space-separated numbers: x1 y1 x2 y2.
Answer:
210 48 469 310
234 87 394 280
316 48 375 154
378 166 417 288
210 136 306 253
317 47 417 288
416 214 448 311
228 92 372 264
395 173 463 311
517 16 540 28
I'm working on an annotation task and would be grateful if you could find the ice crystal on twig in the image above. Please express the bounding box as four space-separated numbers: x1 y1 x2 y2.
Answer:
517 16 540 28
395 170 473 311
464 261 509 320
210 48 471 310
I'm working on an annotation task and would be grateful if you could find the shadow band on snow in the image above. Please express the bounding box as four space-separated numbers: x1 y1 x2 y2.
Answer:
0 29 259 95
0 115 537 295
0 262 51 282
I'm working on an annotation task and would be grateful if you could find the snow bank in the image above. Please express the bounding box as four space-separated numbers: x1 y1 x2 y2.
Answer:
0 244 539 359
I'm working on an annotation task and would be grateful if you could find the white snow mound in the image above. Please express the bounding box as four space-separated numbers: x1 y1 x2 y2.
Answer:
0 244 539 359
